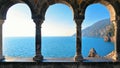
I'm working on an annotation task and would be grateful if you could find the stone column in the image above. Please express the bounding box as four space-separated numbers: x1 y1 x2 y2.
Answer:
33 18 43 61
111 20 117 61
0 20 4 61
116 17 120 61
74 19 83 62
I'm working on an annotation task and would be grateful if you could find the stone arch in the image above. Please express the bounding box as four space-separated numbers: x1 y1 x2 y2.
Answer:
0 0 33 20
39 0 74 21
2 2 35 58
32 0 83 61
41 4 75 58
99 1 117 61
86 1 117 23
0 1 35 60
42 1 75 52
98 1 117 61
84 0 117 60
99 1 116 22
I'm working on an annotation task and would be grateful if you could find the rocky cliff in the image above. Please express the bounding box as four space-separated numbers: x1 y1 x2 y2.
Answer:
82 19 112 38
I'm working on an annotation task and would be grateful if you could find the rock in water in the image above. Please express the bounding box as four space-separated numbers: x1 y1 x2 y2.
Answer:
88 48 100 57
105 51 116 60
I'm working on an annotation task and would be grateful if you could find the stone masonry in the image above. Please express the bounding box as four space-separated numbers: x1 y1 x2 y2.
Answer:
0 0 120 62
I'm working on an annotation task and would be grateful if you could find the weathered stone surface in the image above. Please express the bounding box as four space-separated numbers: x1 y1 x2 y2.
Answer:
74 19 84 62
0 0 120 63
0 20 4 60
0 63 119 68
33 18 44 61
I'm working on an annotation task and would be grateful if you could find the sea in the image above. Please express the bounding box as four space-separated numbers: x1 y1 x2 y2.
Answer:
3 37 114 58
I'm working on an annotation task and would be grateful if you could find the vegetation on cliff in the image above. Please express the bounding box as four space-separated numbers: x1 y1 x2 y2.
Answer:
82 19 115 41
104 22 115 42
73 19 115 42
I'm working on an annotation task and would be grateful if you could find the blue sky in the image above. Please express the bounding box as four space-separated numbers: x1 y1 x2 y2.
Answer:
3 3 110 37
83 3 110 29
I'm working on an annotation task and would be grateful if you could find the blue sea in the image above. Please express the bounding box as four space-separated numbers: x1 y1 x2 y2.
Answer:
3 37 114 58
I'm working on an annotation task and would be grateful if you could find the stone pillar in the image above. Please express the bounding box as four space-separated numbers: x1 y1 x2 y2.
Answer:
0 20 4 61
74 19 83 62
33 18 43 61
116 17 120 61
111 20 117 61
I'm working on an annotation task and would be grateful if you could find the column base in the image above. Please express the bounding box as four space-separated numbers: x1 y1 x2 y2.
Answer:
74 55 83 62
33 55 43 61
116 52 120 62
0 55 5 61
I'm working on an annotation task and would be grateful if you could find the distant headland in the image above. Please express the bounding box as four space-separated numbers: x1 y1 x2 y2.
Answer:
73 19 115 42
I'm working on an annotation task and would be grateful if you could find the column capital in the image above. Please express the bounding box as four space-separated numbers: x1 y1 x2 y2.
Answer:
74 18 83 62
33 18 44 25
33 16 44 61
0 19 4 25
74 18 84 22
74 19 83 24
32 14 45 25
74 14 84 20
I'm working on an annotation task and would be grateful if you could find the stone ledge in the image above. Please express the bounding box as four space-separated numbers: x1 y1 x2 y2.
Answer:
2 57 116 62
0 62 120 68
0 57 120 68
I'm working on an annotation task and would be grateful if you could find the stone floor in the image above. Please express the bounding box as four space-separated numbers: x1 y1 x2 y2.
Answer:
2 57 116 62
3 57 74 62
84 57 115 62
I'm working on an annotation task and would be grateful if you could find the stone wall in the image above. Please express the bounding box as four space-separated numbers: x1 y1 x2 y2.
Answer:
0 0 120 63
0 63 120 68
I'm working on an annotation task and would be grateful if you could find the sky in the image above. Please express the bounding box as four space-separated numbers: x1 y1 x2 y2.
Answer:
3 3 110 37
83 3 110 29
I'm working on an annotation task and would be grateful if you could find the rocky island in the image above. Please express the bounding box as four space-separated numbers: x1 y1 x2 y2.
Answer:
88 48 100 57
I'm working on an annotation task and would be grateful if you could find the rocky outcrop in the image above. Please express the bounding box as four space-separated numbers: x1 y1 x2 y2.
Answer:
88 48 100 57
110 36 116 43
104 36 115 43
82 19 111 38
105 51 117 60
104 36 111 42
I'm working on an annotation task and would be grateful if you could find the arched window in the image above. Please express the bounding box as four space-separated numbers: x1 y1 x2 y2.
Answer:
42 3 76 58
3 3 35 58
82 3 115 59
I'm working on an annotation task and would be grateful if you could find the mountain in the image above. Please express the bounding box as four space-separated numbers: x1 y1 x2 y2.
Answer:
82 19 112 37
